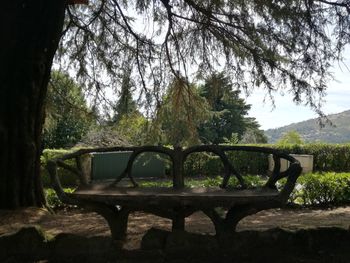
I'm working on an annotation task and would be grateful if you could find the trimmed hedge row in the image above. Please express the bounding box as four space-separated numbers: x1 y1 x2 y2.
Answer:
40 143 350 188
184 143 350 176
273 144 350 172
184 151 268 176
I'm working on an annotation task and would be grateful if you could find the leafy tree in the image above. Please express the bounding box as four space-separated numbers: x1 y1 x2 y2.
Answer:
198 73 263 144
277 130 304 145
1 1 350 208
43 71 94 149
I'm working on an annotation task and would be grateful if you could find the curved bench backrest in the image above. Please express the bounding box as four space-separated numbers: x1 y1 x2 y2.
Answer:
91 151 166 180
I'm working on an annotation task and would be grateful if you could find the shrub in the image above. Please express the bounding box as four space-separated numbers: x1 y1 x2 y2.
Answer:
296 172 350 205
45 188 75 209
279 172 350 206
41 149 79 188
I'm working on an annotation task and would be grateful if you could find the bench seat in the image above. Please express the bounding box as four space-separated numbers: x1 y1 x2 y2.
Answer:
71 183 279 208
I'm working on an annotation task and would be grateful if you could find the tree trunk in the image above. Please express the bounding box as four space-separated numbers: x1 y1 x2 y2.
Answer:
0 1 66 208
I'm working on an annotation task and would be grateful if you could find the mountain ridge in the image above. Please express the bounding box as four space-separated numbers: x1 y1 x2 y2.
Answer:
265 110 350 143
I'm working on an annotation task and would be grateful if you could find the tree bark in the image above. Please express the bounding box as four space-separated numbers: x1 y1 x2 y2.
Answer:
0 1 66 208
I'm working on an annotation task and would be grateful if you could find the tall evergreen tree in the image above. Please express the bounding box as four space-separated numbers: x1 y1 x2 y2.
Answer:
113 67 138 123
198 73 261 144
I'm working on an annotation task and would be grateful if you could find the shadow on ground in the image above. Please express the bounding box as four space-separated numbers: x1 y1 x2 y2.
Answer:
1 226 350 263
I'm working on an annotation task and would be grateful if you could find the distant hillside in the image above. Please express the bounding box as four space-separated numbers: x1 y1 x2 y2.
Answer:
265 110 350 143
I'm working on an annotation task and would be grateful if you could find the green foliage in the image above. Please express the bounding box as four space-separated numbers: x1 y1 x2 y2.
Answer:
186 175 266 189
184 153 224 177
58 1 350 118
277 130 304 145
274 143 350 172
198 73 265 144
140 172 350 206
41 149 79 188
286 173 350 206
224 133 240 145
184 149 269 177
139 175 266 189
43 71 95 148
45 188 75 209
152 77 211 147
183 143 350 178
112 66 138 123
114 112 148 146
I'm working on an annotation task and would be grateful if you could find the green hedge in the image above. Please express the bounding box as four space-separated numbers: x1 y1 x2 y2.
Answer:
184 150 268 176
184 143 350 176
274 144 350 172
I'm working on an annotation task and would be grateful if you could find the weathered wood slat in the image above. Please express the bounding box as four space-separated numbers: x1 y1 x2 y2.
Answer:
71 185 279 208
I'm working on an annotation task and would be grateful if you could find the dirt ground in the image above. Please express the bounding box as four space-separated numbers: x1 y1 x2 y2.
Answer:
1 206 350 250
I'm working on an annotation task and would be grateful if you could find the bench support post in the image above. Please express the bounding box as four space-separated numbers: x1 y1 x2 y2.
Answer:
172 208 185 231
204 201 282 238
172 147 184 189
90 204 130 241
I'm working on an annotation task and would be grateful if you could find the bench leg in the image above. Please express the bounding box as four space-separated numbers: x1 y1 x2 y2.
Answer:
172 215 185 231
172 207 189 231
204 202 281 238
93 205 130 241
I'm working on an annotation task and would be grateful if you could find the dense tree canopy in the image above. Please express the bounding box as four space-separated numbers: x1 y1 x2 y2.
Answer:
111 65 138 123
198 72 262 144
43 71 95 148
57 0 350 117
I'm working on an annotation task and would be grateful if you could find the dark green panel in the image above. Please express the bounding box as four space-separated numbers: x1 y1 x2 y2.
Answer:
91 151 166 180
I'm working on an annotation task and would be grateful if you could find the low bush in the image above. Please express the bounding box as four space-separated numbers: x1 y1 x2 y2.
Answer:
45 188 75 209
292 172 350 206
41 149 79 188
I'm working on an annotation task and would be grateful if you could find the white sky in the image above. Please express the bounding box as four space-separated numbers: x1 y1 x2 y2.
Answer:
245 47 350 130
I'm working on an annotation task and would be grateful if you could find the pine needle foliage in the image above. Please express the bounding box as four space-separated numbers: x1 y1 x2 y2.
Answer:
56 0 350 118
152 77 211 147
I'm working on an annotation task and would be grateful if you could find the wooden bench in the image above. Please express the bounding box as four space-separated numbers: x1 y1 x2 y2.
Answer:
46 145 302 240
